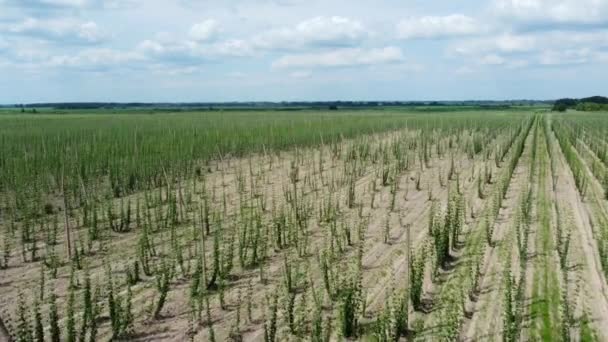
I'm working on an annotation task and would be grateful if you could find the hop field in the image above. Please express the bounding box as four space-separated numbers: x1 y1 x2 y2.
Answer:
1 107 608 341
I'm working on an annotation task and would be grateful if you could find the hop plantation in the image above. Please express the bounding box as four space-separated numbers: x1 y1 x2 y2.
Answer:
1 107 608 341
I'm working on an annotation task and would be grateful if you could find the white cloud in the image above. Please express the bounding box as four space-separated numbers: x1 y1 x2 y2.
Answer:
228 71 246 78
546 30 608 48
454 66 475 75
138 39 165 54
493 0 608 25
397 15 480 39
254 16 370 49
289 70 311 78
22 0 88 6
138 39 203 62
506 59 529 68
538 48 592 65
452 30 608 57
78 22 103 42
1 0 136 9
13 48 51 62
150 65 203 76
492 34 537 52
596 52 608 64
137 37 255 65
451 33 538 56
211 39 255 57
189 19 220 42
480 54 505 65
272 46 403 69
47 48 144 69
452 29 608 68
137 15 370 65
8 18 106 43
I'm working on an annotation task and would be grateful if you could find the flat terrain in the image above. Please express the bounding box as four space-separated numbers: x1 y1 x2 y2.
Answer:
1 108 608 341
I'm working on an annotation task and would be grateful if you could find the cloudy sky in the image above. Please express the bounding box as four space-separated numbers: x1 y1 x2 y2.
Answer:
1 0 607 103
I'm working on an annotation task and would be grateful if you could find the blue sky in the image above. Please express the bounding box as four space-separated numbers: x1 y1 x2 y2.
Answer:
0 0 607 103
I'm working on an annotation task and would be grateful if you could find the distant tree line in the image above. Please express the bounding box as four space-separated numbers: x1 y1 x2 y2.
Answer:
553 96 608 112
8 100 552 112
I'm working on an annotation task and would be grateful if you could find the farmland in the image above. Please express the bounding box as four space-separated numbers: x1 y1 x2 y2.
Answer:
1 107 608 341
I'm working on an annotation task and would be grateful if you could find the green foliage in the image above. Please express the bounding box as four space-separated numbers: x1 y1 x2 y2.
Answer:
575 102 608 112
433 190 464 269
33 298 43 342
1 110 476 198
16 291 32 342
79 269 92 341
552 96 608 111
123 285 134 336
410 249 426 311
154 258 174 318
48 292 61 342
0 109 541 341
66 268 76 342
88 286 102 342
503 268 516 342
205 294 216 342
337 273 362 338
264 290 279 342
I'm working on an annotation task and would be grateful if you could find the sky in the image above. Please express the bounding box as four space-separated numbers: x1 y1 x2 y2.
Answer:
0 0 607 103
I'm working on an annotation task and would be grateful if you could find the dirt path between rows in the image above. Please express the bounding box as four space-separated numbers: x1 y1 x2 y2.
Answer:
519 128 540 341
0 318 10 342
410 123 531 341
460 124 534 340
552 128 608 339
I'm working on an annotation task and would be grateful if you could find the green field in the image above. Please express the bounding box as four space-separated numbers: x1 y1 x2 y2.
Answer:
3 107 608 342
